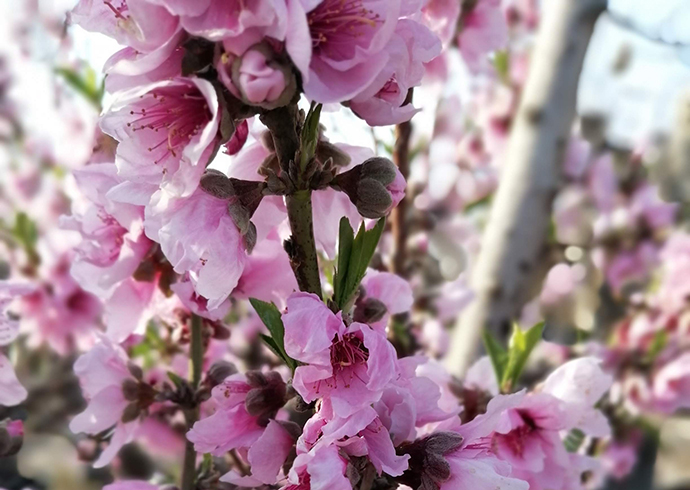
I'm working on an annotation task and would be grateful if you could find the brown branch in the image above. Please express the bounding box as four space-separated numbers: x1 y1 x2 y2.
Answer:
390 90 414 278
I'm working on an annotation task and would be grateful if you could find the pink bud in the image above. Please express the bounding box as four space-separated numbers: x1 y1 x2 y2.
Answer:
238 50 286 105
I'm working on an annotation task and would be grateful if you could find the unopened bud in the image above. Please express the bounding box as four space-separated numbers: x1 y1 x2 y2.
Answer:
316 141 351 168
122 378 141 402
231 44 297 110
396 432 464 490
331 157 406 219
121 402 142 423
353 297 388 324
244 371 288 423
207 361 237 387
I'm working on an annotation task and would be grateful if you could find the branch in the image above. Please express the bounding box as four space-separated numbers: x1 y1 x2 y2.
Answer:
260 105 323 297
446 0 608 375
181 314 204 490
390 91 413 278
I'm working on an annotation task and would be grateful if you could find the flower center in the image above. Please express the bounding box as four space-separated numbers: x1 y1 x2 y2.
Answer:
307 0 381 57
330 332 369 373
126 86 210 165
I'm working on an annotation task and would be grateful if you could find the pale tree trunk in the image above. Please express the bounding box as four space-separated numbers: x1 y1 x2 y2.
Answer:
446 0 608 376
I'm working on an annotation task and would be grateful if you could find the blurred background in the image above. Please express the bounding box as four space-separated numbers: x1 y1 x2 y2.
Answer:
2 0 690 489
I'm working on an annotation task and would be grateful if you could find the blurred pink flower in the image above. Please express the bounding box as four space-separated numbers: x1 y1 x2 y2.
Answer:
70 0 179 53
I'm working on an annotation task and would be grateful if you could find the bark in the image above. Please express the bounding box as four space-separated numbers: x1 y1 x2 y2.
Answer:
446 0 608 375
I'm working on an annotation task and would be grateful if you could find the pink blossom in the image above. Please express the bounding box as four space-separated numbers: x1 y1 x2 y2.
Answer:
283 292 398 417
18 258 102 354
288 0 403 103
602 441 638 480
100 78 220 199
457 0 508 73
284 442 351 490
305 400 410 476
657 232 690 312
224 119 250 156
652 352 690 413
62 163 152 298
0 282 34 406
361 270 413 331
464 356 499 396
69 337 139 468
187 371 287 455
159 0 288 49
70 0 179 53
629 184 677 231
233 232 298 306
470 358 612 489
374 356 459 445
0 282 36 346
0 354 27 407
170 275 230 321
144 188 247 310
222 419 298 486
422 0 461 48
103 31 186 93
350 19 441 126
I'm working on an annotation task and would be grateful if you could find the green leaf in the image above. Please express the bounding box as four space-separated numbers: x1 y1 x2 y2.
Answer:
500 322 544 393
12 212 37 250
11 212 40 266
333 217 355 309
55 65 103 110
300 102 323 172
645 330 668 363
493 50 510 84
563 428 585 453
250 298 296 370
332 217 385 312
167 371 185 390
482 330 508 386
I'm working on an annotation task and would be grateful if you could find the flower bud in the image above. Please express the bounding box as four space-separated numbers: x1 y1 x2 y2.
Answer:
230 44 297 110
207 360 238 387
353 297 388 324
396 432 464 490
0 419 23 457
244 371 288 424
332 157 406 219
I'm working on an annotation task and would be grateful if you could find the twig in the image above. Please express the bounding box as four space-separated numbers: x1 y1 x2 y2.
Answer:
391 90 414 278
181 314 204 490
261 105 323 297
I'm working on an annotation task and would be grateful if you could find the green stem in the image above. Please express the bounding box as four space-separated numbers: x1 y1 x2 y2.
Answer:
286 190 323 297
181 314 204 490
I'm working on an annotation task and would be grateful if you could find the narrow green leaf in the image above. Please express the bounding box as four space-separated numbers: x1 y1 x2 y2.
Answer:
482 330 508 386
563 428 585 453
300 102 323 171
501 322 544 392
55 66 103 109
645 330 668 363
251 298 296 370
167 371 185 389
333 217 355 308
333 218 385 312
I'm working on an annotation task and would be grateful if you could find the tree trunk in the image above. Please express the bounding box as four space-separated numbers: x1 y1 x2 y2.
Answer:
446 0 608 376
